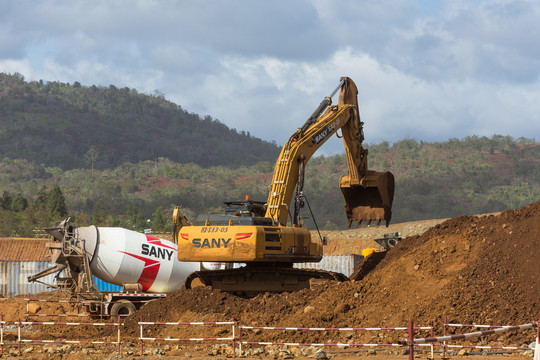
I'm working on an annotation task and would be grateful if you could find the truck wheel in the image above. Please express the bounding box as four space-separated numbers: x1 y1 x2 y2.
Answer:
386 238 401 248
110 300 136 316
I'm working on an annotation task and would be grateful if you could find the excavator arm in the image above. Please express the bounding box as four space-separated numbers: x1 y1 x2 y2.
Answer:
265 77 394 227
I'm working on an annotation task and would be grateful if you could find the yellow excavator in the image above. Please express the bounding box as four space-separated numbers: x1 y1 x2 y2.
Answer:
173 77 394 293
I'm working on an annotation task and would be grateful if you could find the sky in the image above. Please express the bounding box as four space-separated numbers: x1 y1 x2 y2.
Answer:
1 0 540 154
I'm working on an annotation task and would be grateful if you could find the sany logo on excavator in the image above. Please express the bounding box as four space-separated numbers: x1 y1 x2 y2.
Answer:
192 238 232 248
182 232 253 249
311 119 341 145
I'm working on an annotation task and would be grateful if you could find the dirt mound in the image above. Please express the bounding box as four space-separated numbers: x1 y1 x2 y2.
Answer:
124 201 540 345
319 217 449 255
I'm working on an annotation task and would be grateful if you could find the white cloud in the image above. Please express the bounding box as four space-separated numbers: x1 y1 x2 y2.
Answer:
0 59 34 77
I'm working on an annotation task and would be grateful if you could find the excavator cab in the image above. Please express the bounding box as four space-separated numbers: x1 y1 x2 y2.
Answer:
340 170 394 227
224 198 266 217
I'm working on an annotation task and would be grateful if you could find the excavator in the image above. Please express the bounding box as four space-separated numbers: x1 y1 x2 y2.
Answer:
173 77 394 294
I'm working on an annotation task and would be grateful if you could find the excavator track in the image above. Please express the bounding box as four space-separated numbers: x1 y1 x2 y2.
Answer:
185 266 349 295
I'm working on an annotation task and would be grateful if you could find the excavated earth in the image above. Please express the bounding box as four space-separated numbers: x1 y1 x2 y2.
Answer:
1 201 539 359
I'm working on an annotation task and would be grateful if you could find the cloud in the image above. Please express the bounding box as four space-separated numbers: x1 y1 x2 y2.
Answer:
180 45 540 152
0 59 34 78
1 0 539 155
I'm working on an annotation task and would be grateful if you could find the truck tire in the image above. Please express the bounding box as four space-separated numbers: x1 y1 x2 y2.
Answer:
386 238 400 248
110 300 136 316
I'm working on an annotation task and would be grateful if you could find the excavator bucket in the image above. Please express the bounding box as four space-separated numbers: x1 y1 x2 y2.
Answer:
340 171 394 227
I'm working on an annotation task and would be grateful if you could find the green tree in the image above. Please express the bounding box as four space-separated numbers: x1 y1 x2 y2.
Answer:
33 186 48 209
71 209 91 226
151 207 167 232
11 193 29 212
47 184 68 219
91 204 108 225
85 145 99 173
126 205 146 230
1 191 12 210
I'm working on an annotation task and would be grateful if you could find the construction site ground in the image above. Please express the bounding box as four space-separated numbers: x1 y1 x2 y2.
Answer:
1 202 539 359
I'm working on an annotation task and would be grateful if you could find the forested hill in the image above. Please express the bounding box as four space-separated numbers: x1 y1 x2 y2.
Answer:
1 135 538 237
0 72 279 169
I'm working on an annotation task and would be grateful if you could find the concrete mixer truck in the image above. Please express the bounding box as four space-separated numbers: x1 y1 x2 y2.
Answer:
28 218 220 316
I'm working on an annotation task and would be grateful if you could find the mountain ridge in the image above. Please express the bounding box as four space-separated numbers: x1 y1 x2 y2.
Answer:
0 72 280 169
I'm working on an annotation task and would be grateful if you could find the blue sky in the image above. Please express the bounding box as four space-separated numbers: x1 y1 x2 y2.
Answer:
1 0 539 153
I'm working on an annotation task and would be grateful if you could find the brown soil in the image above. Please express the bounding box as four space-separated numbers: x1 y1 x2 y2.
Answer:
319 217 450 254
1 202 539 359
124 203 538 337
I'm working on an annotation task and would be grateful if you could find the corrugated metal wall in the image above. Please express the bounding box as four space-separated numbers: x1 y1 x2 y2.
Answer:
294 254 363 277
93 276 123 292
0 261 60 297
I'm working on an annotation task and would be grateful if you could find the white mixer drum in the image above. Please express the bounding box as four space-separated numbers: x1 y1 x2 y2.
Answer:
77 227 200 293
